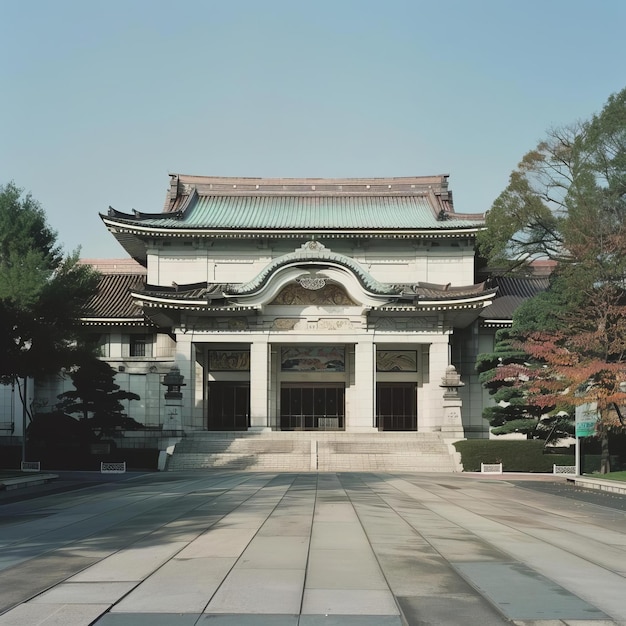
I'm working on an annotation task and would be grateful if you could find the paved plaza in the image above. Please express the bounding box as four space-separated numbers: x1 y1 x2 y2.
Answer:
0 471 625 625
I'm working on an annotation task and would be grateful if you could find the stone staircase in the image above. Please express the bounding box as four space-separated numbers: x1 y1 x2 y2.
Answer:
166 431 461 472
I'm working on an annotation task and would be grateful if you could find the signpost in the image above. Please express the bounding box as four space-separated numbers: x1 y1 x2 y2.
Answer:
575 403 598 475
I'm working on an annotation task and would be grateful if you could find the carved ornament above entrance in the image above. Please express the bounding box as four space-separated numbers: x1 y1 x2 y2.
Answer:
296 276 326 290
270 283 358 306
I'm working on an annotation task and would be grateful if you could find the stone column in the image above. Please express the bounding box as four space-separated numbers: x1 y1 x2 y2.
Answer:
420 336 450 431
249 339 270 431
351 339 377 432
440 364 465 440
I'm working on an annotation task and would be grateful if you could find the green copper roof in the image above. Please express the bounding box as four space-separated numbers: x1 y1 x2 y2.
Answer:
112 194 484 230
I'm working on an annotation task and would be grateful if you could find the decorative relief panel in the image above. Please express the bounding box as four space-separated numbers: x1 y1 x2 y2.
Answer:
209 350 250 371
270 283 357 306
373 316 438 331
281 346 344 371
376 350 417 372
272 318 299 330
318 318 353 330
190 317 249 331
271 318 356 331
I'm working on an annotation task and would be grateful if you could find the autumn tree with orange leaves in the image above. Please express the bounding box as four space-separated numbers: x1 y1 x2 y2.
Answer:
477 87 626 466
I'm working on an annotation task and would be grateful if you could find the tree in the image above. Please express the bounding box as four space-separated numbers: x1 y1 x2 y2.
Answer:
56 357 141 436
477 87 626 275
476 298 574 442
477 87 626 468
477 328 546 438
0 182 100 422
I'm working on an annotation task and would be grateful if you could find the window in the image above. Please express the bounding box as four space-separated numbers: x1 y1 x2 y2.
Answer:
129 334 152 357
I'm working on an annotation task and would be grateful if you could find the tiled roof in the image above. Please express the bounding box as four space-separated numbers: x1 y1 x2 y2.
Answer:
115 194 483 231
489 276 550 299
79 258 146 274
81 272 145 320
134 283 223 303
102 174 485 263
480 276 550 321
106 174 484 231
408 282 491 300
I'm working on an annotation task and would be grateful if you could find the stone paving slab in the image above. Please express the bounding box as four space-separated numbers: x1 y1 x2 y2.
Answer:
306 548 388 590
301 588 400 615
205 567 306 614
67 540 188 582
257 513 313 536
1 471 626 625
95 613 201 625
397 594 510 626
455 562 608 621
299 618 403 626
176 527 258 558
110 556 237 614
30 581 137 605
0 602 110 626
237 535 309 569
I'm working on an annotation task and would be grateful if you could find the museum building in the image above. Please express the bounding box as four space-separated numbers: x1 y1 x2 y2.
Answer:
76 173 498 438
2 173 555 452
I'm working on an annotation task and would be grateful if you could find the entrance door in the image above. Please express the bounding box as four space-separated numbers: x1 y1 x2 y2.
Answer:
376 383 417 431
280 384 345 430
208 382 250 430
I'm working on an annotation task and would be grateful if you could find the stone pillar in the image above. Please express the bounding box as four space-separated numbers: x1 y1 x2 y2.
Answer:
351 339 377 432
249 339 270 431
440 364 465 440
421 337 450 431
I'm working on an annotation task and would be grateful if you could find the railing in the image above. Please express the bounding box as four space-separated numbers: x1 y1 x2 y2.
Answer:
481 462 503 474
21 461 40 472
100 462 126 474
553 464 576 475
280 415 344 431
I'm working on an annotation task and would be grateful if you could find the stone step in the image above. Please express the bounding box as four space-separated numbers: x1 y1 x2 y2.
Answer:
166 431 461 472
174 442 449 454
183 431 446 441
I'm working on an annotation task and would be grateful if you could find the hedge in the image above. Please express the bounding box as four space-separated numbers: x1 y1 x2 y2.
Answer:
453 439 574 472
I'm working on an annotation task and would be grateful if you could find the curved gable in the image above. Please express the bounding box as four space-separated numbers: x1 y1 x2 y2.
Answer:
227 241 396 296
224 241 399 308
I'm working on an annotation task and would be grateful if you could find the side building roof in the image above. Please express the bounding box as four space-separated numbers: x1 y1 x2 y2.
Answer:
79 260 148 326
479 275 550 327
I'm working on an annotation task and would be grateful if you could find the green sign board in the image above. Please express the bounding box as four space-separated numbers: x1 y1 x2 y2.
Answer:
575 403 598 438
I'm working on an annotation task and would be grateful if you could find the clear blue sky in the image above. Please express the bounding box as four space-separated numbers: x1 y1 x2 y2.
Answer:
2 0 624 259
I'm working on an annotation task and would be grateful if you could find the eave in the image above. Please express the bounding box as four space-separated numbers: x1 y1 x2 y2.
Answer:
375 291 496 312
103 217 484 240
480 319 513 328
102 215 484 264
79 317 151 327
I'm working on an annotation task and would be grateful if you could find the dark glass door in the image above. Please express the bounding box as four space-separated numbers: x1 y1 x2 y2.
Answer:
280 384 344 430
208 382 250 430
376 383 417 431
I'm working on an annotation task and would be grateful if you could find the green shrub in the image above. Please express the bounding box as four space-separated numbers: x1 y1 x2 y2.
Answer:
453 439 574 472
